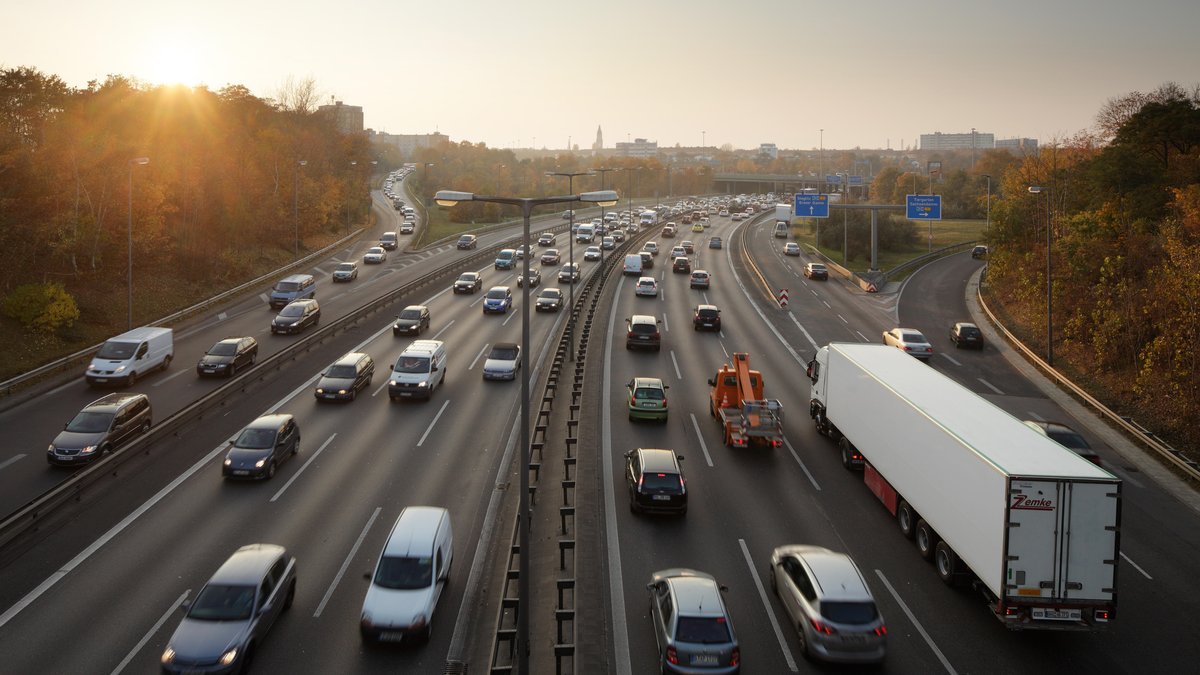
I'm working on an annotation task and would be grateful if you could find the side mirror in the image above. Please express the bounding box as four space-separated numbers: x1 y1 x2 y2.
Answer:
363 572 372 581
181 600 192 613
676 455 685 461
645 583 655 591
707 378 715 386
663 385 670 390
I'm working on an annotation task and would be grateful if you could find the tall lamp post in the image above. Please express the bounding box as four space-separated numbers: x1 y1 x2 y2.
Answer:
593 167 619 226
127 157 150 330
434 188 619 675
423 162 435 204
546 171 596 362
294 159 307 258
981 174 992 232
346 161 357 231
1029 186 1052 366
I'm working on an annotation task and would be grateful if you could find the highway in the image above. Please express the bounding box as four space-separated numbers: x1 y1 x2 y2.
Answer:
1 194 1198 674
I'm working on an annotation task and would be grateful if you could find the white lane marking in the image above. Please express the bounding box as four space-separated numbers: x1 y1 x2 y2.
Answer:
670 351 683 381
325 292 345 303
661 312 670 332
836 314 848 324
151 368 191 387
417 400 451 447
977 378 1004 395
737 539 799 673
0 454 27 471
811 289 819 296
855 330 869 342
659 288 665 303
502 309 518 326
688 413 714 467
940 353 962 367
270 433 337 503
602 276 633 675
1026 411 1046 421
822 300 831 309
110 589 190 675
1120 551 1152 579
470 294 487 308
217 312 228 321
703 292 710 304
372 378 390 397
431 319 455 340
786 312 820 353
782 438 821 491
469 343 490 370
720 341 730 360
874 570 958 674
314 506 382 617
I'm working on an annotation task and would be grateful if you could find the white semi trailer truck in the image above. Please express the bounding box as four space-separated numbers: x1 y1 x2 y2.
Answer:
806 343 1121 631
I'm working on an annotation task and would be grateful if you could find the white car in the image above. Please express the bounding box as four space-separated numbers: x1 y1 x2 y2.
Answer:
784 242 801 256
635 276 659 297
882 328 934 360
584 246 602 261
670 246 686 259
482 342 521 381
363 246 387 264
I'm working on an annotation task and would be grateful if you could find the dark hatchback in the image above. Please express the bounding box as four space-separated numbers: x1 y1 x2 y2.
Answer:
315 352 375 402
949 322 984 349
196 337 258 377
393 305 431 336
693 305 722 332
625 448 687 515
222 414 300 480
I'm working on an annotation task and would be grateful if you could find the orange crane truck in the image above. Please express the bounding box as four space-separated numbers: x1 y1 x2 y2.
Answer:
707 352 784 447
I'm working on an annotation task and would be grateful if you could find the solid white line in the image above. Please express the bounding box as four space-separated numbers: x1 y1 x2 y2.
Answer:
822 300 831 309
470 294 486 308
431 319 455 340
502 310 518 326
977 378 1004 395
670 351 683 381
940 353 962 367
661 312 670 332
688 413 715 467
855 330 869 342
217 312 227 321
786 312 820 353
469 343 490 370
314 506 382 617
372 378 389 397
874 569 958 674
1121 551 1153 580
782 437 821 491
720 341 730 360
737 539 799 673
836 314 849 324
417 400 451 447
110 589 190 675
151 368 190 387
0 454 26 471
259 293 268 303
270 433 337 503
602 276 633 675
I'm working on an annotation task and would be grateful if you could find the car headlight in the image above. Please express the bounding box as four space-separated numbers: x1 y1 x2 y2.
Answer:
338 389 348 395
255 459 266 468
411 612 427 629
161 646 176 664
80 445 98 455
113 365 126 373
224 457 232 466
389 380 398 386
360 611 373 628
219 647 238 666
316 388 324 394
417 381 428 388
48 444 56 453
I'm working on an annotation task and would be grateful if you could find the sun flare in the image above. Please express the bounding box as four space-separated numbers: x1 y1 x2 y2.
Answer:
145 35 203 87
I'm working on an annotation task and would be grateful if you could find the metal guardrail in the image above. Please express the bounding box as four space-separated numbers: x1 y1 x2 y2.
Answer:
0 228 365 404
977 286 1200 482
883 241 978 282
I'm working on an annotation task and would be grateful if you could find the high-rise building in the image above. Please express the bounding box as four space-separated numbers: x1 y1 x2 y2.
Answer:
593 126 603 152
369 131 450 156
318 101 364 134
615 138 657 158
759 143 778 159
995 137 1039 154
919 131 995 151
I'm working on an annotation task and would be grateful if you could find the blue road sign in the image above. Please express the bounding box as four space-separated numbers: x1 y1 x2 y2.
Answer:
794 194 830 219
825 174 842 184
849 175 864 186
906 194 942 220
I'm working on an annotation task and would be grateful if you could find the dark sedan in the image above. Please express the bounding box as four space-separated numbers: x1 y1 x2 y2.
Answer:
536 288 564 312
221 414 300 480
196 337 258 377
393 305 431 336
270 299 321 335
950 322 984 349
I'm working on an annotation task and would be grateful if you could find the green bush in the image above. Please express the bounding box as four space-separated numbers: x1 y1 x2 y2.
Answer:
2 282 80 333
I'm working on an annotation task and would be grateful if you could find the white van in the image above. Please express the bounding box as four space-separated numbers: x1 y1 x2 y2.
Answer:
639 210 658 227
388 340 447 401
623 253 644 276
576 224 596 243
86 326 174 386
360 506 453 643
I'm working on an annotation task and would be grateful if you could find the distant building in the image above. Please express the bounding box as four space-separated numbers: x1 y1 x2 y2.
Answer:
593 126 603 153
759 143 778 159
370 131 450 156
919 131 995 151
615 137 657 158
995 137 1039 154
318 101 364 134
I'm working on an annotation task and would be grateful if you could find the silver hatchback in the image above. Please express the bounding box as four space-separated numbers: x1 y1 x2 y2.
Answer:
769 545 886 663
647 568 740 673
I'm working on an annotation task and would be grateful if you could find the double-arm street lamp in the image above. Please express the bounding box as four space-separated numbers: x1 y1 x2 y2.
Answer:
127 157 150 330
434 187 618 675
546 171 596 362
1029 185 1053 366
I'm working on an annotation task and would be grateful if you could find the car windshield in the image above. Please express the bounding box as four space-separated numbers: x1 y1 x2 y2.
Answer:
325 364 357 378
1048 429 1091 450
902 332 927 343
490 346 519 360
539 290 560 299
96 341 136 359
395 356 431 373
675 616 731 644
498 251 514 259
399 309 423 319
821 601 879 625
274 281 299 292
373 556 433 590
208 342 238 356
459 236 473 243
65 410 114 433
335 263 355 272
635 387 664 400
486 289 507 299
279 305 305 317
368 247 383 254
233 427 277 449
188 584 256 621
458 274 476 282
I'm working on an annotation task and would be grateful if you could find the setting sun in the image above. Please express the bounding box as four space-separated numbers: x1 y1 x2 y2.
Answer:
145 34 202 86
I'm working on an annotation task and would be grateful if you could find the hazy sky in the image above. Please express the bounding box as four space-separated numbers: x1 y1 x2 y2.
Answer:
5 0 1198 151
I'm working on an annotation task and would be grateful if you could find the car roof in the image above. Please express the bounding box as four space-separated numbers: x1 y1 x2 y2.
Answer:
637 276 656 283
652 569 725 617
696 304 719 312
286 298 318 308
487 286 510 293
280 273 313 283
332 351 369 367
402 304 428 311
406 339 444 353
776 545 872 600
692 269 709 275
629 314 657 324
382 506 448 557
207 544 287 585
214 337 243 346
955 322 979 329
460 272 479 278
491 342 519 351
245 413 292 431
631 377 665 390
636 447 679 473
84 392 146 412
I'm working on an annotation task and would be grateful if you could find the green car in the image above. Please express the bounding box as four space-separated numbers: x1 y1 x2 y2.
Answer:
627 377 669 422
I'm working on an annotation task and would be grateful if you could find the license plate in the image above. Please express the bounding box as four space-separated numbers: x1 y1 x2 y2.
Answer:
702 322 713 327
378 631 405 642
232 470 249 476
639 336 649 340
203 368 216 373
691 654 717 665
642 402 656 407
400 392 412 397
322 394 337 399
1032 607 1081 621
652 495 671 501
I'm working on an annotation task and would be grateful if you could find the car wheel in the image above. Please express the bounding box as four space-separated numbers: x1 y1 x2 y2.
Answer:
239 644 255 674
935 541 961 585
266 460 277 479
349 388 357 402
283 580 296 610
897 500 917 539
162 355 172 371
228 363 237 377
126 371 137 386
915 519 936 560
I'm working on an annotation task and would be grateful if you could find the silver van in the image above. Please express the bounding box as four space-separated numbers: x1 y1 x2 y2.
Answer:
268 273 316 309
361 506 453 644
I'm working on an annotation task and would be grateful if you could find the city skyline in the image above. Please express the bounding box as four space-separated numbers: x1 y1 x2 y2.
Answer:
4 0 1198 151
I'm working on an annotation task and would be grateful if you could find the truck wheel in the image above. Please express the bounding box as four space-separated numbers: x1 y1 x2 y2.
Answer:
897 501 916 539
813 409 827 436
915 519 936 561
935 541 961 585
838 439 859 471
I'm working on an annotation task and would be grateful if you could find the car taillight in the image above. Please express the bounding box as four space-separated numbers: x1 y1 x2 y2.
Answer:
874 623 888 636
661 397 667 407
666 645 679 664
729 646 740 666
628 331 635 338
1095 609 1112 622
810 617 837 635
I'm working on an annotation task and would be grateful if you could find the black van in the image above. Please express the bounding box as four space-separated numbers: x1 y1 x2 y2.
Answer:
47 393 152 466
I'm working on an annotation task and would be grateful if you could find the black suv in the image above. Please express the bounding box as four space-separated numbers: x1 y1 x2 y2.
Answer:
393 305 432 336
624 448 687 515
949 322 984 349
315 352 375 402
47 392 152 466
693 305 721 332
222 414 300 480
625 315 662 351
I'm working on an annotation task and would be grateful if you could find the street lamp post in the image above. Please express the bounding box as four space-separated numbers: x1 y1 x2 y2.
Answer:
127 157 150 330
593 167 619 227
294 159 307 258
982 174 992 232
346 161 357 231
423 162 435 205
546 171 596 362
1029 186 1052 366
434 188 619 675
